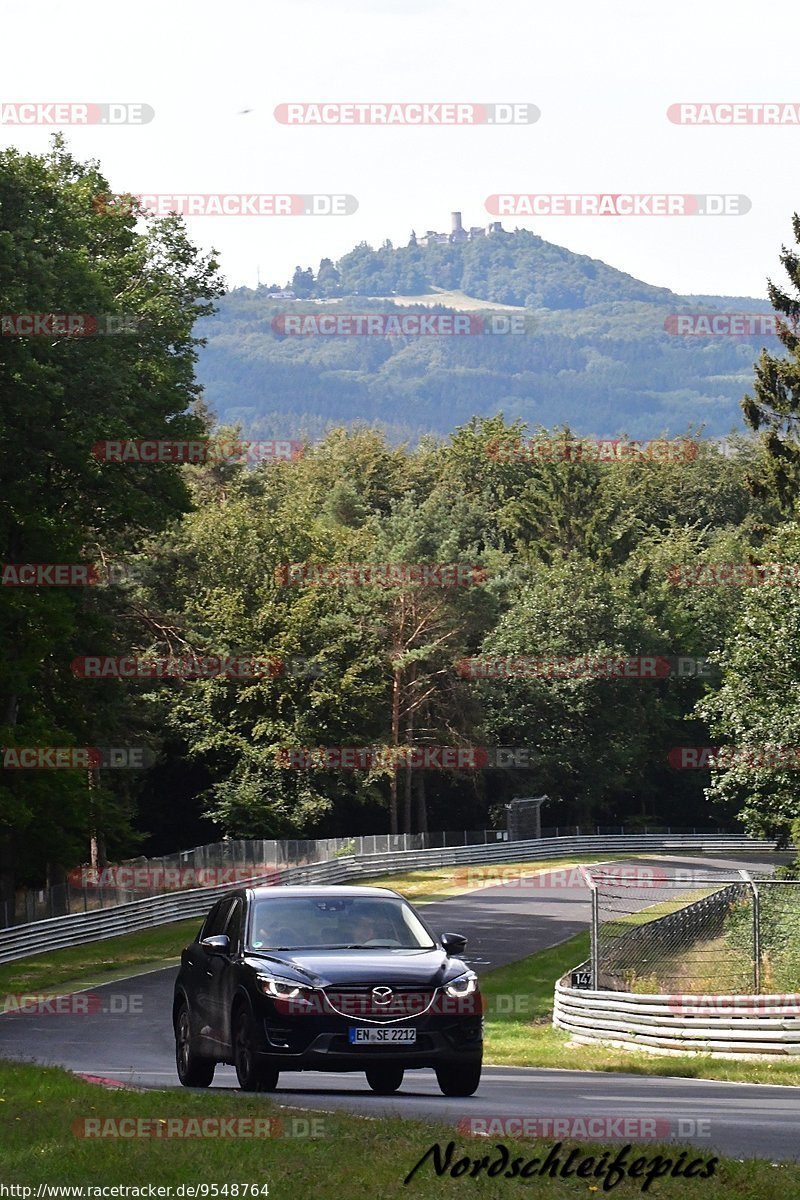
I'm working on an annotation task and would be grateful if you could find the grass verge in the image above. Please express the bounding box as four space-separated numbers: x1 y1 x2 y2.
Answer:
6 860 800 1090
0 1059 795 1195
0 856 619 994
0 920 201 998
358 854 621 902
481 931 800 1085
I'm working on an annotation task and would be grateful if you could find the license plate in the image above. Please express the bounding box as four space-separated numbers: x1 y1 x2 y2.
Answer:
348 1027 416 1044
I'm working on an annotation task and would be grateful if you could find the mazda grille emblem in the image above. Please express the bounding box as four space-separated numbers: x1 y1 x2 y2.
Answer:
372 986 393 1006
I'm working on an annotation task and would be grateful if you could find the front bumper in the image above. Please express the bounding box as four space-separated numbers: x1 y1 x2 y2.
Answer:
255 995 483 1071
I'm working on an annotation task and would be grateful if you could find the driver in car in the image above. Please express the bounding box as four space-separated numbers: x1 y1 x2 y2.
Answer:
253 913 304 948
351 909 395 946
351 912 376 945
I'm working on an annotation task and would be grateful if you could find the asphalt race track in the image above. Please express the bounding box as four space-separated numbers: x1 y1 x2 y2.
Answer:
3 853 799 1163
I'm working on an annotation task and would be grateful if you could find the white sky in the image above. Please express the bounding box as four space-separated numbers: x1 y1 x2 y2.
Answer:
3 0 800 299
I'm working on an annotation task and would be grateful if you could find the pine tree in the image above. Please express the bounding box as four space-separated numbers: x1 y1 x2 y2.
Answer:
742 214 800 508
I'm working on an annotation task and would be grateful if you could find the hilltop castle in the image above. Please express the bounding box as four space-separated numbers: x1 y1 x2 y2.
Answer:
410 212 504 248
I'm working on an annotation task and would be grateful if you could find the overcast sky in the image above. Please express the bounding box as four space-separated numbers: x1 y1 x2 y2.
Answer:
3 0 800 299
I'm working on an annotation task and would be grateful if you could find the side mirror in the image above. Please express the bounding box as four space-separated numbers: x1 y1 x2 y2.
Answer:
440 932 467 957
200 934 231 955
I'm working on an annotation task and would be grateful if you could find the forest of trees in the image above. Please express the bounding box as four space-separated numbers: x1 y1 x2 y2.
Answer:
195 236 775 443
4 142 800 901
286 232 678 307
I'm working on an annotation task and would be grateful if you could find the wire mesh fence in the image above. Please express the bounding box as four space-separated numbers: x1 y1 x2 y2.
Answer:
586 865 800 995
0 828 509 929
2 823 731 930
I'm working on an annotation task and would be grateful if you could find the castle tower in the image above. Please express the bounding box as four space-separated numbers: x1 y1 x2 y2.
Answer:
451 211 463 234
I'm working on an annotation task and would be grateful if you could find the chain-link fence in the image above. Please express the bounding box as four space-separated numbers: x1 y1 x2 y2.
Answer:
4 822 731 930
586 865 800 994
0 829 509 929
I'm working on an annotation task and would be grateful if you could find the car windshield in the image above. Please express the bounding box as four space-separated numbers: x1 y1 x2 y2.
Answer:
247 896 436 950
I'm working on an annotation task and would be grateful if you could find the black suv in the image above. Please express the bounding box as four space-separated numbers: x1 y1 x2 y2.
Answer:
173 885 483 1096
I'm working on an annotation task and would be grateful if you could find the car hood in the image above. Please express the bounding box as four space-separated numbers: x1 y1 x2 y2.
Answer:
243 947 469 988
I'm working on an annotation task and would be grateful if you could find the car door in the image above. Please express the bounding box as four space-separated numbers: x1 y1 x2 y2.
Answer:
193 897 236 1052
217 895 245 1054
182 900 222 1039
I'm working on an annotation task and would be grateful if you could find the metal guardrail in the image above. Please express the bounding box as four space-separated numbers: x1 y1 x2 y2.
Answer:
554 966 800 1059
5 829 513 928
0 832 773 964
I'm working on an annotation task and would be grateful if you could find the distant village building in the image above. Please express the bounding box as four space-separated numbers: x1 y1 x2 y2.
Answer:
266 288 296 299
412 212 504 248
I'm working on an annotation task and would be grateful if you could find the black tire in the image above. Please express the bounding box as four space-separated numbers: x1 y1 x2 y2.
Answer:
233 1008 279 1092
175 1003 216 1088
365 1064 404 1094
435 1059 482 1097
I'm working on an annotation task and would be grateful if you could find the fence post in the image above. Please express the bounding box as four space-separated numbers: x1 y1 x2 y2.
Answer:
580 866 600 988
739 870 760 993
753 881 761 994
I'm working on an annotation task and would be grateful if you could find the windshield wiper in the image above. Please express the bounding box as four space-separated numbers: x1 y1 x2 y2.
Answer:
255 944 356 951
340 942 398 949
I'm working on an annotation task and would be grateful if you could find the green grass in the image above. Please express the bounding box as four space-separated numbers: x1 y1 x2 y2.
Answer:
7 861 800 1091
0 1059 796 1195
0 857 617 995
8 917 800 1090
0 920 202 997
623 931 753 995
481 932 800 1085
358 855 623 903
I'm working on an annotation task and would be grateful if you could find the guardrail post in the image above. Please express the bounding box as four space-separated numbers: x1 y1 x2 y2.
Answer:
580 866 600 988
739 870 761 993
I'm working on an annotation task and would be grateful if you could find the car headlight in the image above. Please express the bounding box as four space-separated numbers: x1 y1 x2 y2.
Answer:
257 975 315 1003
444 971 477 998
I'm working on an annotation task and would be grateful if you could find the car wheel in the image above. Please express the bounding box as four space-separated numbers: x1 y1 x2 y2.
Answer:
233 1008 279 1092
435 1059 482 1097
365 1065 404 1094
175 1004 215 1088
